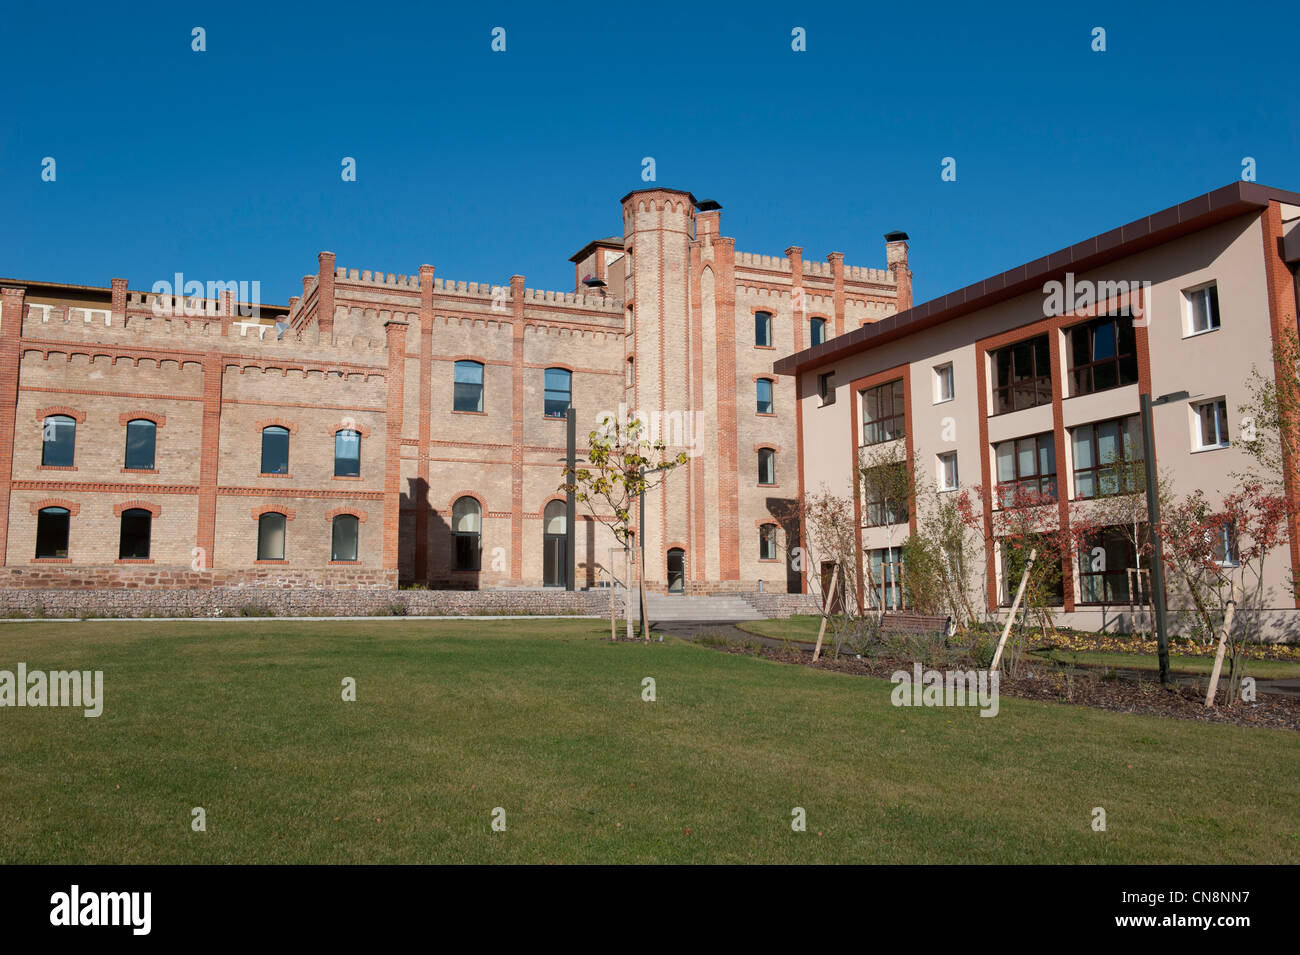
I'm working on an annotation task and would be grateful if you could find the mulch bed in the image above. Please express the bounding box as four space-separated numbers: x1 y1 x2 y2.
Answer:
712 644 1300 731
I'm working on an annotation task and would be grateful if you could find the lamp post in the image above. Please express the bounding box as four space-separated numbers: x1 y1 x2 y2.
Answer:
1139 389 1191 687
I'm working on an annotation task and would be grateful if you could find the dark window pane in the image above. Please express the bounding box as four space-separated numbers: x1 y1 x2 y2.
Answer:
118 508 151 559
124 419 156 470
755 312 771 347
331 515 359 561
757 379 773 414
41 416 76 467
257 512 286 560
454 361 484 412
35 507 69 559
810 318 825 346
261 427 289 474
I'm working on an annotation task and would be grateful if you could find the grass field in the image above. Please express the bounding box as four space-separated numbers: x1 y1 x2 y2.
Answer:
741 616 1300 679
1 619 1297 864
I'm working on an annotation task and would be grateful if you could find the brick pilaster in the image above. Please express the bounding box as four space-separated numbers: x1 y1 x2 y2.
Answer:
415 264 435 583
714 238 740 580
110 278 128 321
383 317 409 572
0 288 26 565
828 252 845 337
195 356 223 569
317 252 337 339
509 274 526 582
786 246 804 351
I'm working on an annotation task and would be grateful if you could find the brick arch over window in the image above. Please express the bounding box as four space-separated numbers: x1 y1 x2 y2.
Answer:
119 411 166 427
535 496 567 518
250 504 296 520
113 501 161 517
255 418 298 434
327 506 368 523
332 421 372 438
754 442 782 453
443 490 486 511
35 406 85 424
29 498 80 516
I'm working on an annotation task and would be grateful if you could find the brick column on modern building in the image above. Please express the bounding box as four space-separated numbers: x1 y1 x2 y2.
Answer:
509 274 526 582
828 252 845 337
0 288 26 565
382 317 409 575
415 263 435 583
195 356 224 570
887 236 912 311
317 252 337 340
110 278 128 321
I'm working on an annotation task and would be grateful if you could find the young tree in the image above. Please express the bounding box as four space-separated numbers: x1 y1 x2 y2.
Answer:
857 442 911 615
795 490 874 658
900 454 984 627
561 415 687 641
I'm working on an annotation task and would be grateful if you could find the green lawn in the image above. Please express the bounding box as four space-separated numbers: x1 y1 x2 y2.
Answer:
1 619 1297 864
742 616 1300 679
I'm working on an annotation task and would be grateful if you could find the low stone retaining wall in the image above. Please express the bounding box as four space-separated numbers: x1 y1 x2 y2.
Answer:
742 592 821 616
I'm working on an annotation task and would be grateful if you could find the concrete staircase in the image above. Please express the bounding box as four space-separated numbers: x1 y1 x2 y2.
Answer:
617 591 766 622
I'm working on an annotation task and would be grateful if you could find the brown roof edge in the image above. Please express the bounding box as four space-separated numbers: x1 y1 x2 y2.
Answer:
773 181 1300 377
567 237 626 263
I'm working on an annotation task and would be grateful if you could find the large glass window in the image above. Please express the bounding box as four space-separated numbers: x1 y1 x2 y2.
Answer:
41 415 76 467
452 497 481 570
331 514 359 562
118 508 151 560
257 512 286 560
1076 526 1147 605
544 368 571 418
261 426 290 475
1072 417 1137 499
868 547 904 610
994 432 1056 506
755 311 772 347
862 462 910 527
862 380 905 446
35 507 69 559
334 429 361 478
124 419 156 470
991 335 1052 414
1068 312 1138 396
1000 538 1064 606
454 360 484 413
756 378 774 415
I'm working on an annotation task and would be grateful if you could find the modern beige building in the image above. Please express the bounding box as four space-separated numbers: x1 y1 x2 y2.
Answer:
777 182 1300 636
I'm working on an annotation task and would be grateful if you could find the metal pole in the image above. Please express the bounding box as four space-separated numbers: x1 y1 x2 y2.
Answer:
565 407 576 591
1140 393 1171 686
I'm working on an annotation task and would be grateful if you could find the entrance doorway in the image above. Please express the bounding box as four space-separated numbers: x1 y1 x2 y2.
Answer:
543 500 567 587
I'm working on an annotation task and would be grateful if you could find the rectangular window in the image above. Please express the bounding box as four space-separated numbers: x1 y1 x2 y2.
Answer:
810 318 827 347
862 380 905 446
868 547 904 610
991 334 1052 414
755 311 772 347
934 362 954 403
818 372 836 405
1185 283 1221 335
35 507 70 559
994 432 1056 506
454 361 484 413
1194 399 1229 450
1068 312 1138 396
862 461 909 527
334 429 361 478
260 427 290 475
756 379 774 415
118 509 152 560
41 416 76 467
1000 538 1064 606
124 419 156 470
1072 417 1138 499
938 451 959 491
759 524 778 560
1076 526 1147 605
544 368 572 418
1211 521 1238 566
758 448 776 485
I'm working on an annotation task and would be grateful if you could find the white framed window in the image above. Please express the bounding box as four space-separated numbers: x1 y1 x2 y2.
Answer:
1210 523 1238 567
1183 283 1220 336
938 451 959 491
1193 398 1229 450
934 362 955 403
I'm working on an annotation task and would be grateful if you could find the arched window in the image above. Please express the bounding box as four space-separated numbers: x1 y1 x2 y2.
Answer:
124 419 156 470
452 497 481 571
758 448 776 485
261 426 290 475
454 360 484 413
35 507 70 559
543 500 567 588
257 512 287 560
544 368 572 418
756 378 774 415
809 317 827 347
334 429 361 477
41 415 76 467
759 523 779 561
119 508 152 559
331 514 359 562
626 356 635 387
755 311 772 347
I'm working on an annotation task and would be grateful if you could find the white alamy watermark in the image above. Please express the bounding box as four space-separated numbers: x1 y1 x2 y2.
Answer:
1043 272 1152 327
150 273 262 318
890 663 1000 717
596 403 706 459
50 886 150 935
0 663 103 717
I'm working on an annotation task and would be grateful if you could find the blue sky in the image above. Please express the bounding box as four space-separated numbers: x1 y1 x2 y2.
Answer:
3 0 1297 307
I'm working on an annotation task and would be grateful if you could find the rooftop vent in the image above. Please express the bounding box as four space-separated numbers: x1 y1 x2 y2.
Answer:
884 231 909 242
696 199 722 212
